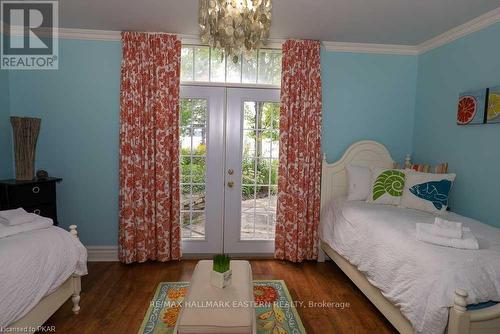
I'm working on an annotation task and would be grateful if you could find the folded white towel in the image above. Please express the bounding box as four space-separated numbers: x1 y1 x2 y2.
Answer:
432 217 463 239
435 216 463 230
416 223 479 250
0 216 53 238
0 208 36 226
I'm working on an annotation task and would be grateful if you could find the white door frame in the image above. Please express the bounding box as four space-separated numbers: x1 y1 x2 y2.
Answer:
180 85 225 254
224 88 281 254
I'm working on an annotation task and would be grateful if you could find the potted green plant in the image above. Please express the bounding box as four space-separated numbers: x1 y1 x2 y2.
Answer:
210 254 232 288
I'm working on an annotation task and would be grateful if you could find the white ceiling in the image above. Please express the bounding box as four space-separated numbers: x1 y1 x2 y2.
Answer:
59 0 500 45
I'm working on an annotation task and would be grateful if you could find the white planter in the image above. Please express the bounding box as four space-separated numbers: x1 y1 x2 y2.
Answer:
210 269 232 289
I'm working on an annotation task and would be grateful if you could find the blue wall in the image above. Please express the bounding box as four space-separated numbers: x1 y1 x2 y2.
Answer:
0 70 12 179
6 42 419 246
413 22 500 228
8 26 497 245
8 39 121 245
321 50 417 163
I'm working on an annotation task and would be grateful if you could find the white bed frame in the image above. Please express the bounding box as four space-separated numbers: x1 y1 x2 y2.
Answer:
319 140 500 334
5 225 82 332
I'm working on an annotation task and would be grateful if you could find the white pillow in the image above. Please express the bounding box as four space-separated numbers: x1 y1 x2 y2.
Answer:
366 167 406 205
346 165 372 201
401 171 456 214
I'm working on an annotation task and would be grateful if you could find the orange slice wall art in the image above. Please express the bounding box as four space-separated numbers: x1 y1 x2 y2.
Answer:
457 89 487 125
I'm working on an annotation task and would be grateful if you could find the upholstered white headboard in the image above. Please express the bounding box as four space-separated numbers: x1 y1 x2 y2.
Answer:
320 140 394 210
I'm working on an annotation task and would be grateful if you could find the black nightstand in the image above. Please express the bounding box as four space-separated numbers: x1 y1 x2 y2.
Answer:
0 177 62 225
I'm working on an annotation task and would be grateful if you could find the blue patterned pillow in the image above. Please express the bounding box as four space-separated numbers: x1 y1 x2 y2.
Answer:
400 171 456 214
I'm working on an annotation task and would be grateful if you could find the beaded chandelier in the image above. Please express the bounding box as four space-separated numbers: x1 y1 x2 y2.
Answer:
199 0 272 62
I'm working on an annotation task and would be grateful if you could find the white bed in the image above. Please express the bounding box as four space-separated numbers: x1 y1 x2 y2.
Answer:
0 224 87 332
318 140 500 334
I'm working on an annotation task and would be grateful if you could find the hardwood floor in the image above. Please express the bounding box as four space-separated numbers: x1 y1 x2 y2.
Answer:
45 260 397 334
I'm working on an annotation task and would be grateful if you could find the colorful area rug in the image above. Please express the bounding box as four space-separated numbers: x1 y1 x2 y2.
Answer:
138 280 306 334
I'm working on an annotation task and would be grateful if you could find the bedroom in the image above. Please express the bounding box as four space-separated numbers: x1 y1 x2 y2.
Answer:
0 0 499 333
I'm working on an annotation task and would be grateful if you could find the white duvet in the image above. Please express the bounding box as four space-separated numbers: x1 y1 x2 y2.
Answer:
0 226 88 328
320 198 500 334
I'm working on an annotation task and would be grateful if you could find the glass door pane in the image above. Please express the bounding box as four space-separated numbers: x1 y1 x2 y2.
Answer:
241 101 279 240
180 86 224 254
224 88 280 254
180 99 208 239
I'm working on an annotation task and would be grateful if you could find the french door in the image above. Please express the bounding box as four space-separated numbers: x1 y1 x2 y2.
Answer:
180 86 280 255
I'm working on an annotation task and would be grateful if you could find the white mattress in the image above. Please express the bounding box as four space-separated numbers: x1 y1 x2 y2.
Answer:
320 198 500 334
0 226 88 328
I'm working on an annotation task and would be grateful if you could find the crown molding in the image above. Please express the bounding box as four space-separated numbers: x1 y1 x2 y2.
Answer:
59 28 120 41
3 25 286 47
2 5 500 55
323 41 418 55
417 6 500 54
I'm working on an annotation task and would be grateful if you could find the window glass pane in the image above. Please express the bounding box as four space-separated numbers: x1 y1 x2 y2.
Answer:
180 128 191 152
242 51 257 84
262 102 279 129
242 158 257 184
244 102 256 130
180 99 192 126
180 157 191 183
181 212 191 238
194 46 209 81
258 49 282 85
181 185 192 210
210 48 225 82
226 56 242 83
241 185 256 201
255 186 269 213
191 128 207 150
181 46 281 86
256 158 271 185
270 160 279 184
191 101 207 127
240 213 255 239
191 157 206 183
243 130 256 157
181 47 193 81
190 211 205 239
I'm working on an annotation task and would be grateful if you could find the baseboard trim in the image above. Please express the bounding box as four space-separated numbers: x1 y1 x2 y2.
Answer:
86 246 119 262
86 246 275 262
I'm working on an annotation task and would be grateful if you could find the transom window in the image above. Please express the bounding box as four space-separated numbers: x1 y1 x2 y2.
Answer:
181 45 282 86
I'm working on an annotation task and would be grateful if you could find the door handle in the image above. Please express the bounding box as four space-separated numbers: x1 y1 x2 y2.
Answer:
227 181 234 188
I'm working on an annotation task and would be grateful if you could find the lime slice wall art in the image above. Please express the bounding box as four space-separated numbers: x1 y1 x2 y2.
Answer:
486 85 500 124
457 89 486 125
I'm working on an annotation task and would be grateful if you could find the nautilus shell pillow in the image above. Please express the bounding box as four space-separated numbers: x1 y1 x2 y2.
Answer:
366 167 406 206
400 171 456 214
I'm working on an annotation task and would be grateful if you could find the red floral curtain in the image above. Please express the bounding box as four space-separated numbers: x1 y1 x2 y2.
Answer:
275 40 322 263
118 32 181 263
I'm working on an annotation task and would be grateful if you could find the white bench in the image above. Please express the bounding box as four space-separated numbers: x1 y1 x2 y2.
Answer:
175 260 255 334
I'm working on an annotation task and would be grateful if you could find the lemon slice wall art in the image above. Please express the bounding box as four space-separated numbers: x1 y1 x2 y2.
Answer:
486 85 500 124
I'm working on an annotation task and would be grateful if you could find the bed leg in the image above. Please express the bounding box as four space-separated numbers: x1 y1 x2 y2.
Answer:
72 293 81 314
71 274 81 315
318 243 326 262
447 289 469 334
